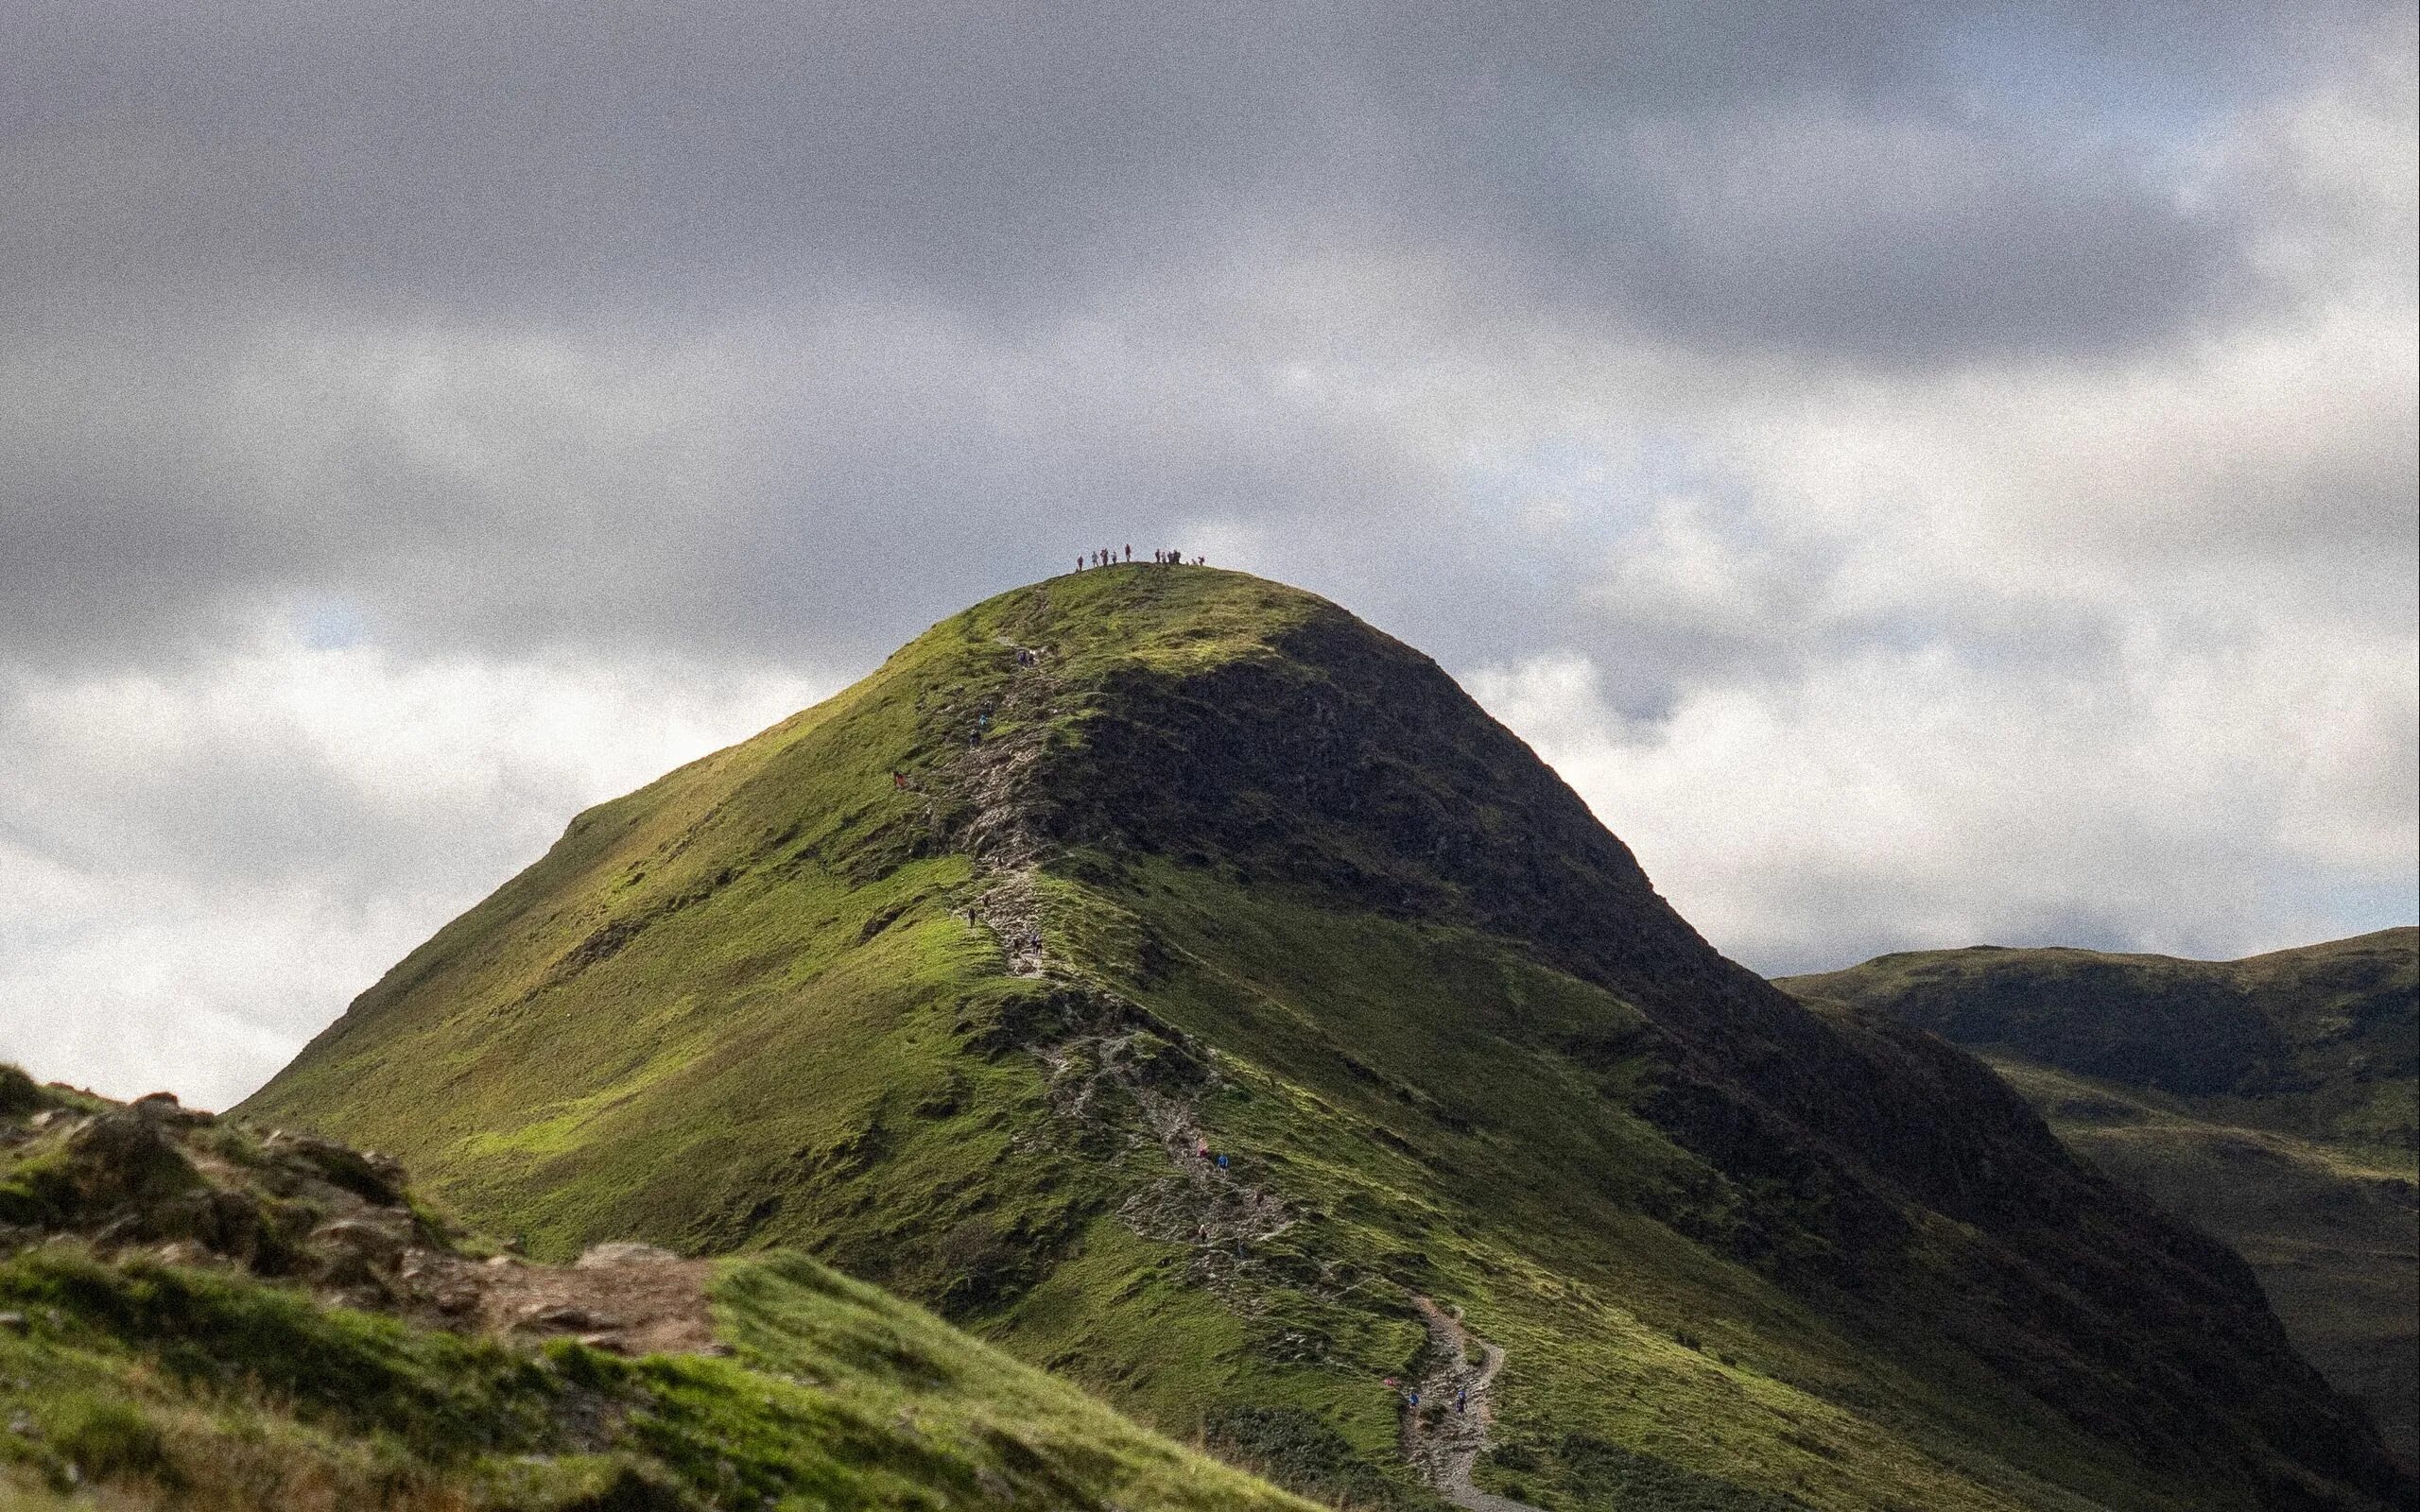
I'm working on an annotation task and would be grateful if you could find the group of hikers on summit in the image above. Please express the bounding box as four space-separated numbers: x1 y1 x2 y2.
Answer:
1079 543 1205 570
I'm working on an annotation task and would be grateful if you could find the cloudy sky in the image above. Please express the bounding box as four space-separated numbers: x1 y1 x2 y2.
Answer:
4 2 2413 1109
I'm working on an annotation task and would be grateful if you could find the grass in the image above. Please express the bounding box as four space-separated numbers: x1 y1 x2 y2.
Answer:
1780 935 2419 1473
0 1243 1325 1512
0 1068 1325 1511
1776 931 2418 1176
239 567 2412 1512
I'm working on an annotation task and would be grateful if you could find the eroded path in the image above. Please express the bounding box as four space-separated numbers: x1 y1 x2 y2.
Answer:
1406 1297 1546 1512
395 1240 724 1356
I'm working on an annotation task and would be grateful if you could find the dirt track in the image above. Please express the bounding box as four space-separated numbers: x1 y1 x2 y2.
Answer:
397 1241 725 1357
1405 1297 1545 1512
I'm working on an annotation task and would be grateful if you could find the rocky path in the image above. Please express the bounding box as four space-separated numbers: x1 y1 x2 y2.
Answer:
1405 1297 1545 1512
397 1240 725 1357
948 633 1063 976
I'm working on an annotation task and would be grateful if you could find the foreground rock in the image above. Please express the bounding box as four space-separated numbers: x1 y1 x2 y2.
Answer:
0 1066 1320 1512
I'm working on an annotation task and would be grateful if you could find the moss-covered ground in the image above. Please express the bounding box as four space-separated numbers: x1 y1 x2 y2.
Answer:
0 1246 1326 1511
0 1071 1321 1511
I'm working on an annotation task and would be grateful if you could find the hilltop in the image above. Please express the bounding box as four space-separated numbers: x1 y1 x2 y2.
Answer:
1780 931 2419 1472
0 1065 1321 1509
246 567 2411 1512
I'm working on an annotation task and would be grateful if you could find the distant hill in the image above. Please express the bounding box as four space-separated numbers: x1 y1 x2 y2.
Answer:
0 1066 1316 1510
1780 930 2418 1473
245 567 2411 1511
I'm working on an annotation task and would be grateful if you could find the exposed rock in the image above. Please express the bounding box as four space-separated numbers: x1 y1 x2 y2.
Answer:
264 1128 406 1206
308 1214 412 1287
62 1109 202 1211
577 1241 682 1267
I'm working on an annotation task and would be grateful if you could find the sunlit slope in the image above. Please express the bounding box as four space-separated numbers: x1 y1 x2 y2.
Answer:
1782 932 2420 1473
0 1070 1320 1511
248 567 2411 1512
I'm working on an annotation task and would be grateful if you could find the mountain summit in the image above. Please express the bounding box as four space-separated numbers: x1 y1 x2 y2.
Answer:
247 567 2411 1511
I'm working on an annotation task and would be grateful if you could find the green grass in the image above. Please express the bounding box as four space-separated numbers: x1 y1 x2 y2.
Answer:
241 567 2412 1512
0 1068 1323 1511
0 1243 1323 1511
1780 935 2419 1473
1777 931 2418 1176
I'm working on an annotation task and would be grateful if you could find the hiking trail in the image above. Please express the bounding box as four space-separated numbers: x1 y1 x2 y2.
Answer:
1406 1297 1545 1512
945 631 1060 976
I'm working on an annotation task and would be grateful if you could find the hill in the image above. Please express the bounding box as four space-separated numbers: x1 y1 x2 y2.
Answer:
1779 932 2419 1473
245 566 2412 1512
0 1065 1321 1510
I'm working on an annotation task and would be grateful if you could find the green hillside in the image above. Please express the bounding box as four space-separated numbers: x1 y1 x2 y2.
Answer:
0 1067 1318 1511
245 567 2412 1512
1780 933 2419 1473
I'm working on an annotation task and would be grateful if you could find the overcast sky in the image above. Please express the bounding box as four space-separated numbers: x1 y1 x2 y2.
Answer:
4 2 2413 1109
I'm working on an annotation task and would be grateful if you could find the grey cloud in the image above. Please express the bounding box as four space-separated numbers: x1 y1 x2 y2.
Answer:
5 0 2390 680
4 1 2359 348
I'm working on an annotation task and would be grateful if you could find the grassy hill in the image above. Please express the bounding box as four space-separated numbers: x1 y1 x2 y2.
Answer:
0 1066 1318 1510
244 567 2411 1512
1779 932 2419 1474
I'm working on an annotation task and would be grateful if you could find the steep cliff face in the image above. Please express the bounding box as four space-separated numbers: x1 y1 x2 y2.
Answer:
245 568 2412 1512
1783 932 2420 1476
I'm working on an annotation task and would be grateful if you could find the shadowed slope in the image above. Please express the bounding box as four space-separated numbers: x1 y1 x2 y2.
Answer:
1782 932 2419 1473
247 568 2411 1512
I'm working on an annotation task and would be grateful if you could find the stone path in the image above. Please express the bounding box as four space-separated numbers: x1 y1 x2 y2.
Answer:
1405 1297 1546 1512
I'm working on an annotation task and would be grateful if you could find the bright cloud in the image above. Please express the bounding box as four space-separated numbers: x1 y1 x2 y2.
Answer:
0 634 821 1106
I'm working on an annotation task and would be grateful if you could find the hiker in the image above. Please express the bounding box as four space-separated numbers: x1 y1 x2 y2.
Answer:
1456 1386 1467 1414
1217 1153 1229 1171
1195 1137 1211 1161
1124 543 1132 560
890 770 906 790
